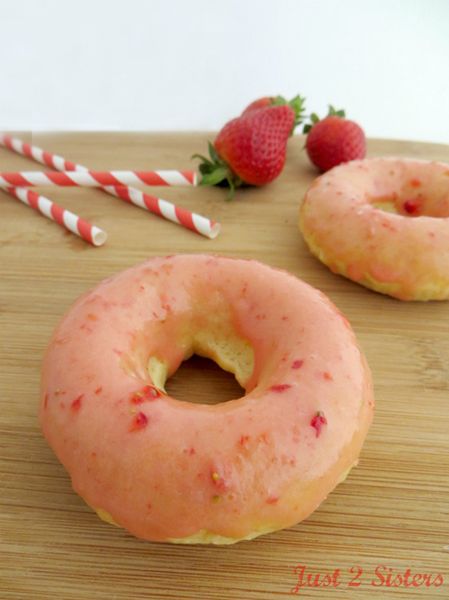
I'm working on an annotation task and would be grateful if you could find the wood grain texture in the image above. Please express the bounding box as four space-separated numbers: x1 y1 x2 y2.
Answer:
1 133 448 599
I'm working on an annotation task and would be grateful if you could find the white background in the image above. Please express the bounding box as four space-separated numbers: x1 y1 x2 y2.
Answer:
1 0 448 143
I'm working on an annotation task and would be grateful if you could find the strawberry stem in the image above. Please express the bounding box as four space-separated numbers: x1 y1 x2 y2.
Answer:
193 142 240 199
302 105 346 133
328 105 346 118
199 166 229 186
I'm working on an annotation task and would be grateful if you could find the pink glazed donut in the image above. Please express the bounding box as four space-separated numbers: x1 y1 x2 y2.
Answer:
300 157 449 300
40 255 374 544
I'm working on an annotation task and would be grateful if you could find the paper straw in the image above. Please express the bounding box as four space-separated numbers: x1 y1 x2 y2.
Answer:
0 169 197 187
1 186 107 246
103 184 219 238
0 134 220 239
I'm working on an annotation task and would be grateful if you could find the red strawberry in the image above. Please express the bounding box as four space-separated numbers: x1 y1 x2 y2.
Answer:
242 96 273 114
242 94 305 131
304 106 366 172
194 105 295 196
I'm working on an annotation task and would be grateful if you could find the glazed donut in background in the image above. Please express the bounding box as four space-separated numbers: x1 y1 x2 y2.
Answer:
40 255 374 544
300 157 449 301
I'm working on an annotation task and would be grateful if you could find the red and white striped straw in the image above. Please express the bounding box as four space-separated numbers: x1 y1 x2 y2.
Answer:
1 186 107 246
0 169 197 187
0 134 220 239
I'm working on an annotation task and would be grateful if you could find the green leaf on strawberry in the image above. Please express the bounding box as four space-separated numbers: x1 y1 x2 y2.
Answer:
328 105 346 118
303 105 346 133
192 143 240 198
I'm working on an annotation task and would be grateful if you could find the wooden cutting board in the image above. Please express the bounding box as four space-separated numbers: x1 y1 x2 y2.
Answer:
1 133 448 599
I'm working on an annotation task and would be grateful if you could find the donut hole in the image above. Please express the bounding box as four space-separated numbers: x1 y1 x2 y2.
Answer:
370 198 399 214
371 193 449 218
144 313 255 405
165 354 245 404
369 170 449 218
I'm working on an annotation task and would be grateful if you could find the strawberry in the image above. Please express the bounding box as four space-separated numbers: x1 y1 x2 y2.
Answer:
194 105 295 196
304 106 366 172
241 97 273 114
242 94 306 131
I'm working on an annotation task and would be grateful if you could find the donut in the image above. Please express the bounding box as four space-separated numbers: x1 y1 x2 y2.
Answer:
40 254 374 544
299 157 449 301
